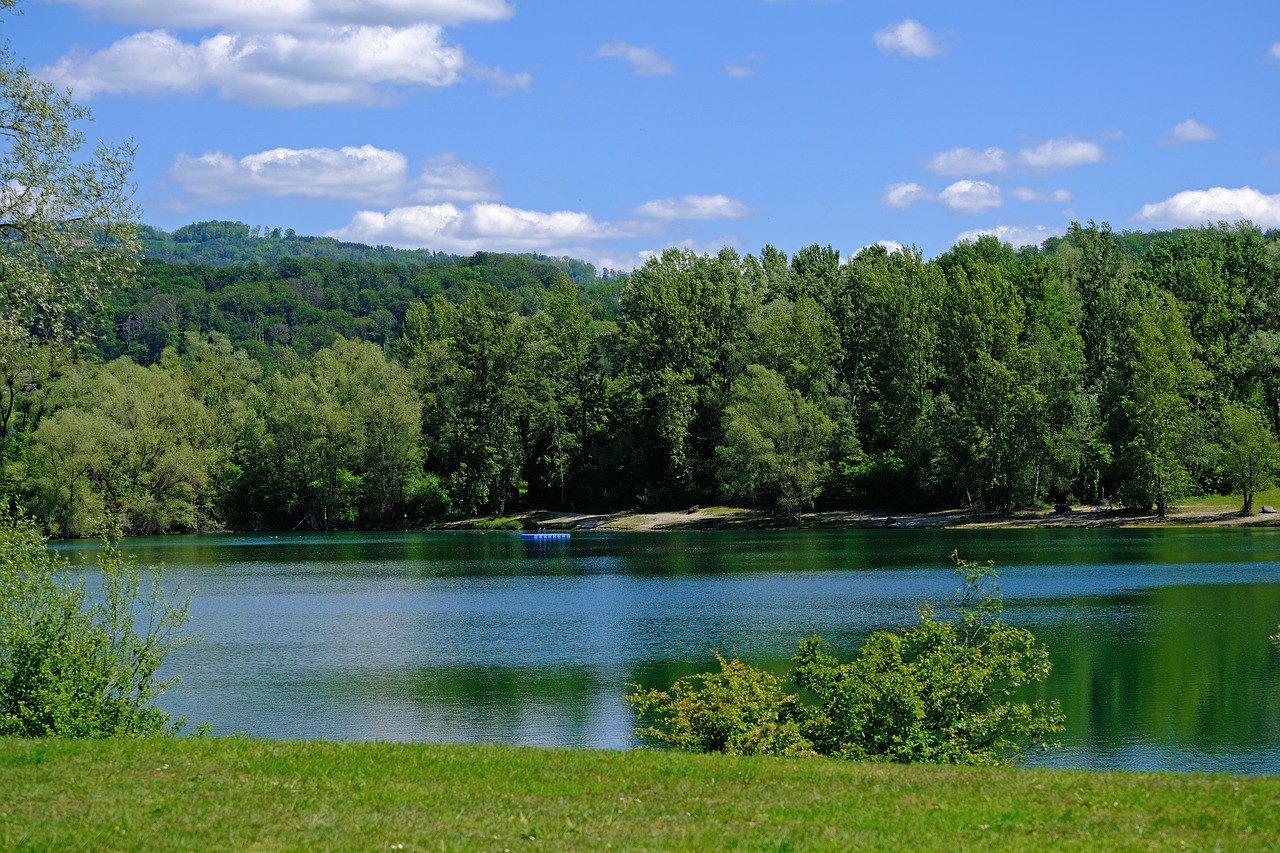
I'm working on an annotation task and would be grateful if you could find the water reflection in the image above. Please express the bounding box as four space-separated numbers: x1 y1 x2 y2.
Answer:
62 528 1280 773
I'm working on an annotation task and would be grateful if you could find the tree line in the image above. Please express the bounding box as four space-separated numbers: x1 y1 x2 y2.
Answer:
3 220 1280 535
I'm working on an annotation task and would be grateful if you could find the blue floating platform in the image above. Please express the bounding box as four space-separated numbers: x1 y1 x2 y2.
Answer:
520 531 571 540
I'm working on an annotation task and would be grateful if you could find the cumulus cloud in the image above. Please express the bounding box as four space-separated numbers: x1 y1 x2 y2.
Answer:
633 194 749 220
40 25 468 106
925 147 1008 176
1011 187 1072 203
1018 139 1105 172
938 180 1002 213
955 224 1061 249
595 41 676 76
37 1 527 105
1134 186 1280 228
169 146 499 206
171 145 409 203
883 181 932 209
328 202 636 255
1162 118 1217 146
44 0 514 30
873 19 942 58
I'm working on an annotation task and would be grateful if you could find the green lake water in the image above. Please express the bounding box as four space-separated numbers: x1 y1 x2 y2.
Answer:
59 527 1280 773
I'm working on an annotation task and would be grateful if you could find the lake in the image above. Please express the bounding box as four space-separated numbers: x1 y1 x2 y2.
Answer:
58 527 1280 773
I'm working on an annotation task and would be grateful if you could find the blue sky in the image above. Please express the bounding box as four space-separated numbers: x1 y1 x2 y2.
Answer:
9 0 1280 270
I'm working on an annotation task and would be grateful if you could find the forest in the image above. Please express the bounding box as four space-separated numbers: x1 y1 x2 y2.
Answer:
4 218 1280 536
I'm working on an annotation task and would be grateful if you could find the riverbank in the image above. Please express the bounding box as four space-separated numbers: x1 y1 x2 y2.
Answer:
471 494 1280 533
3 738 1276 851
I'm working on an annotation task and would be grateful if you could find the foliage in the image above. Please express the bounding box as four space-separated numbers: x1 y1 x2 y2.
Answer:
627 553 1063 765
1116 292 1209 515
793 554 1063 765
12 357 224 537
626 651 814 756
240 337 420 529
1218 402 1280 513
0 30 138 356
0 2 138 468
716 365 832 524
5 216 1280 534
0 505 191 736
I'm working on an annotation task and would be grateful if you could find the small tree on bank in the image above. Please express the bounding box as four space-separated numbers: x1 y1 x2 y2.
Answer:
1218 403 1280 514
626 553 1063 765
0 506 192 736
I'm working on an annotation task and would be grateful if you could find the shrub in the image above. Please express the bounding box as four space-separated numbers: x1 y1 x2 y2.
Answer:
626 553 1064 765
0 506 192 736
626 652 814 756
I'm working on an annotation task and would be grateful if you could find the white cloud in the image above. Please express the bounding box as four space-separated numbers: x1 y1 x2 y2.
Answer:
595 41 676 76
171 145 409 203
328 202 635 255
169 147 499 206
925 147 1008 176
725 63 753 79
44 0 514 31
38 1 529 105
40 25 468 106
1134 186 1280 228
412 154 500 204
955 224 1061 249
873 19 942 59
1270 42 1280 60
633 194 749 220
1011 187 1072 203
1018 139 1104 172
1162 119 1217 146
938 180 1002 213
882 181 932 209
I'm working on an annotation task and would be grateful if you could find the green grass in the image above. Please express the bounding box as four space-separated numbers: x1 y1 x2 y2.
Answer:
1175 486 1280 516
2 739 1277 851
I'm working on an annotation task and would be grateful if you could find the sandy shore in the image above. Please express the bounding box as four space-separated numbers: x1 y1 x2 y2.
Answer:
479 502 1280 532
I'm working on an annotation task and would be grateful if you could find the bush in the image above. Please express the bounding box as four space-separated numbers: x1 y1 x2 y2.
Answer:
626 553 1064 765
0 506 192 736
626 652 814 756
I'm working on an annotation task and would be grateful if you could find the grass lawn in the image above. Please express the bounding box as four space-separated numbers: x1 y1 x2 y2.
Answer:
2 738 1277 851
1181 486 1280 514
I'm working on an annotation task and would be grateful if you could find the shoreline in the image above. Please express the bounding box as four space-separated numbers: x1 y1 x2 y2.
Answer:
487 502 1280 533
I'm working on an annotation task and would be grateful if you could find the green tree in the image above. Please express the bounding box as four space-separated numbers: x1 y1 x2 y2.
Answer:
411 286 530 516
745 295 840 400
931 240 1045 511
619 248 754 499
0 505 191 736
15 357 222 536
1218 402 1280 514
526 277 607 505
1117 292 1209 515
841 245 941 455
1059 221 1130 387
243 338 419 528
716 365 832 525
0 1 138 463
